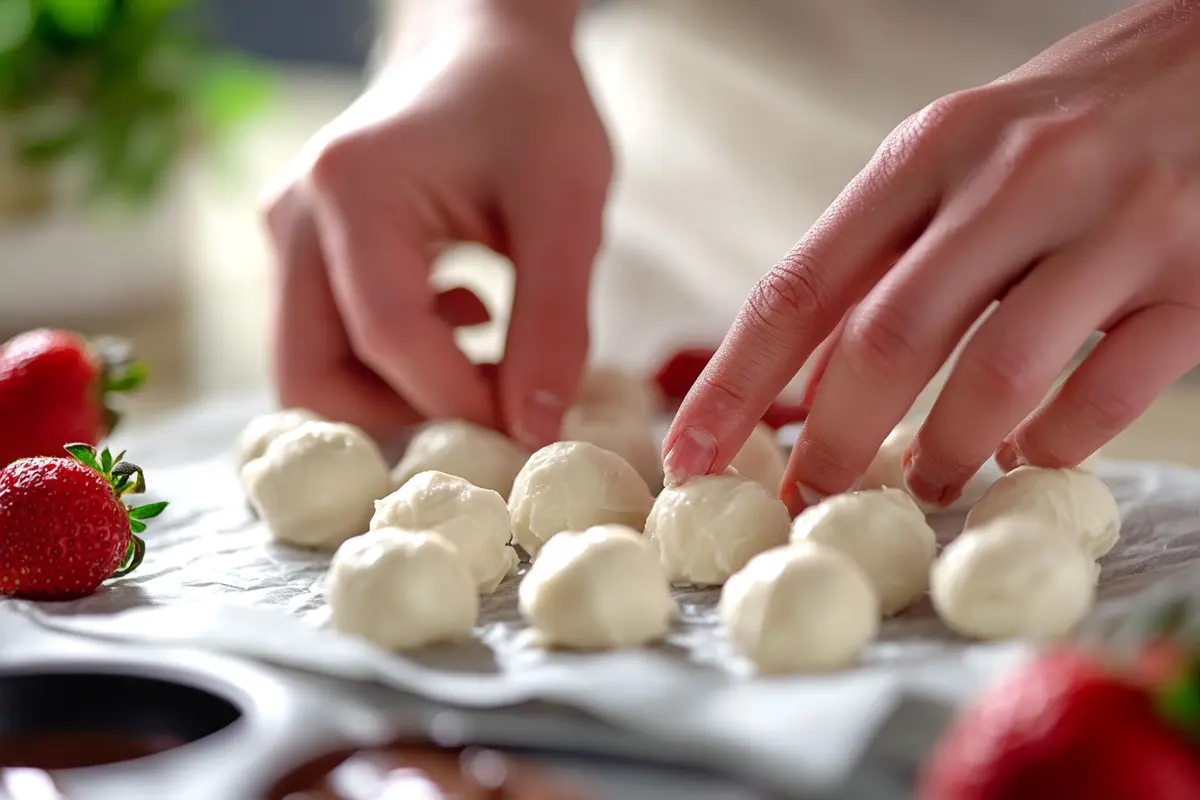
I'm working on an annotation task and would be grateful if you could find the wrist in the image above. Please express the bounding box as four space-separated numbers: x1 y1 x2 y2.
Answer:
474 0 581 37
383 0 580 63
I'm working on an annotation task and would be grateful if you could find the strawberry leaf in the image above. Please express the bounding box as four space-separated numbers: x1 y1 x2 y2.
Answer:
100 447 113 474
106 361 149 394
130 519 147 534
112 535 146 578
111 461 146 494
64 443 101 472
1157 669 1200 736
128 501 168 521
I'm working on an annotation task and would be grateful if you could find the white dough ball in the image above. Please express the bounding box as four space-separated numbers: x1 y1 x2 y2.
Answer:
931 521 1096 641
509 441 655 557
963 465 1120 560
234 408 324 470
859 418 918 493
644 473 791 586
390 421 529 498
370 471 517 594
560 409 664 490
728 423 786 493
573 366 660 421
518 524 675 650
242 421 390 550
790 488 936 616
720 542 880 674
860 417 999 513
326 528 478 650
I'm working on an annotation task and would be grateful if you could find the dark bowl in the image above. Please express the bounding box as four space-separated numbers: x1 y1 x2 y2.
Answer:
0 651 323 800
0 671 241 770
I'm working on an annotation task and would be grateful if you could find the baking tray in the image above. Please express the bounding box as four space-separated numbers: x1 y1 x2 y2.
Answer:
0 644 813 799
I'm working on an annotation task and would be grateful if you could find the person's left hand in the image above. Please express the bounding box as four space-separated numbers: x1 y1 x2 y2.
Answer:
665 0 1200 514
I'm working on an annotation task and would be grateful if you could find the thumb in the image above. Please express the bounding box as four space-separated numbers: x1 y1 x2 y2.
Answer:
498 181 605 448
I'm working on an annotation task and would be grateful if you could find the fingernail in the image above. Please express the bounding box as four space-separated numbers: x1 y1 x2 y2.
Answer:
786 482 826 516
663 428 717 487
515 390 566 449
785 478 858 517
994 440 1024 472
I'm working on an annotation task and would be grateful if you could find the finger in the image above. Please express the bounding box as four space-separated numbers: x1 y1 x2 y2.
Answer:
1000 303 1200 470
799 305 856 408
435 286 492 327
497 178 606 449
264 190 425 441
902 213 1146 506
308 154 496 427
785 115 1123 507
663 118 944 486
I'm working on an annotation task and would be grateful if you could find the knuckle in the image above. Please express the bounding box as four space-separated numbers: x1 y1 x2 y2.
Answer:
1150 167 1200 252
257 174 298 237
1062 384 1139 439
309 133 368 195
915 440 983 486
898 89 992 149
694 370 754 414
912 426 985 483
959 345 1039 406
841 302 925 382
745 256 833 338
911 92 978 138
875 87 1005 182
793 430 857 493
999 114 1106 182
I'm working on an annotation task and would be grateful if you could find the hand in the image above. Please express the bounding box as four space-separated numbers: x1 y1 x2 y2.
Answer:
259 0 611 447
665 0 1200 512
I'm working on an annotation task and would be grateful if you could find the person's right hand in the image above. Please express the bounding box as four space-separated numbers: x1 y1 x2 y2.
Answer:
259 0 611 448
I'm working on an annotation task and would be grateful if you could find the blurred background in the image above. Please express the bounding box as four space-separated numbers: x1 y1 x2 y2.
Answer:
0 0 513 423
1 0 1198 466
0 0 378 412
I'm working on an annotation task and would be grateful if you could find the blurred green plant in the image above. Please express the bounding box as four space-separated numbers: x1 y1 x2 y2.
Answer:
0 0 271 214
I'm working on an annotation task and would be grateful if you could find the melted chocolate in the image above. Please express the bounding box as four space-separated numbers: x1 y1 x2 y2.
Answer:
0 732 183 770
270 743 593 800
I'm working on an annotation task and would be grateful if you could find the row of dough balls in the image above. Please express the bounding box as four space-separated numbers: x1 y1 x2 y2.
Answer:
234 366 784 522
239 417 921 671
233 370 787 558
232 388 794 658
235 393 1120 675
328 445 796 656
728 464 1122 673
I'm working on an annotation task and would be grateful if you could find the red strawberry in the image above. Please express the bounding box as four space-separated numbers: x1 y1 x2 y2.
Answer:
654 348 715 404
0 329 148 467
760 400 808 430
653 347 809 428
0 444 167 600
919 646 1200 800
